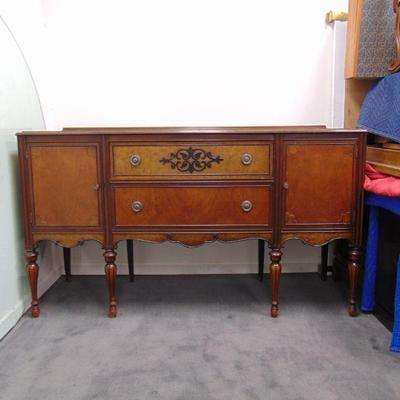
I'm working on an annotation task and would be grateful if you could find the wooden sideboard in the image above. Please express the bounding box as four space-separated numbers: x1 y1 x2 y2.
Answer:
17 127 367 318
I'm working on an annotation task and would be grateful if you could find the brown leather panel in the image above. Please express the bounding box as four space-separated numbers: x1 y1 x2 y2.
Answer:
30 145 101 227
113 185 271 227
110 143 272 180
283 143 355 226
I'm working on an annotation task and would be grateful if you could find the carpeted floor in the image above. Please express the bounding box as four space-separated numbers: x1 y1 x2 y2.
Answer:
0 274 399 400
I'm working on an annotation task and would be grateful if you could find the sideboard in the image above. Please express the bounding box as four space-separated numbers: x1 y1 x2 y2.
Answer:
17 127 367 318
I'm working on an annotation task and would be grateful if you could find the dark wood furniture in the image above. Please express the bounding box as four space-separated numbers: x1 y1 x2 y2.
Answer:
375 208 400 328
346 0 397 79
17 127 366 318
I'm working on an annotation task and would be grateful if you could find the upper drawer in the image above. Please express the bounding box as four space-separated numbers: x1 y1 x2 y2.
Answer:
110 143 272 180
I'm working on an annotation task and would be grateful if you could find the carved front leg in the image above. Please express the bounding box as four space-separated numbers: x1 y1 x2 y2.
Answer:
25 250 40 318
269 248 282 318
347 246 361 317
104 249 118 318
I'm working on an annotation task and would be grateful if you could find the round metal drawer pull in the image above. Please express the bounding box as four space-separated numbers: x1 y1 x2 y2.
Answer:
241 153 253 165
130 154 141 167
131 201 143 213
241 200 253 212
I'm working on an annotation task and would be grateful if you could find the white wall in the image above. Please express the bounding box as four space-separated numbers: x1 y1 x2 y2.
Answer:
39 0 344 129
0 1 348 286
0 12 60 339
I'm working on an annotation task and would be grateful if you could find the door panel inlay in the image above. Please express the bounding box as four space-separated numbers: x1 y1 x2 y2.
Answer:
283 142 355 226
30 145 100 227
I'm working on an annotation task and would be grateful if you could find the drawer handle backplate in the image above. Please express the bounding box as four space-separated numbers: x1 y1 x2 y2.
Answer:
241 200 253 212
131 201 143 213
130 154 141 167
241 153 253 165
160 146 223 173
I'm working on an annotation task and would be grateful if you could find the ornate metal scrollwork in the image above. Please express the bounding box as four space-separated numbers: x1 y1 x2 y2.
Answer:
160 146 223 173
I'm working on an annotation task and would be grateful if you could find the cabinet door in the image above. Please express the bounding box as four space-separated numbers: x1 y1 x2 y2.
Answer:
29 144 101 227
283 141 356 228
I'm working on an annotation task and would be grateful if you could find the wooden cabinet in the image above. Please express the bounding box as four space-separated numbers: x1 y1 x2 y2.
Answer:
17 127 366 318
344 0 398 128
345 0 397 79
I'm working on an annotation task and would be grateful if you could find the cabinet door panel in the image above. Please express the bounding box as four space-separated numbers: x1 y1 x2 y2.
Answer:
30 145 101 227
283 142 355 227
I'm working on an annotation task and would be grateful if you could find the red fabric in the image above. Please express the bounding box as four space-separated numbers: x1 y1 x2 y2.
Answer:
364 163 400 196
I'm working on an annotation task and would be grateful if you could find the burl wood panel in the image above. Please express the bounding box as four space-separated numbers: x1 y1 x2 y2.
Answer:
112 232 273 247
113 185 271 227
32 232 105 248
110 143 272 180
281 232 353 246
30 145 101 227
283 142 355 226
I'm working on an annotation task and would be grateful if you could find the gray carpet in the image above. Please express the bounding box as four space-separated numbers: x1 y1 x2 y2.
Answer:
0 274 399 400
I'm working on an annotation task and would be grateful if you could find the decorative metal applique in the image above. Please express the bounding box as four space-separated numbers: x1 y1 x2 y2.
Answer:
160 147 223 173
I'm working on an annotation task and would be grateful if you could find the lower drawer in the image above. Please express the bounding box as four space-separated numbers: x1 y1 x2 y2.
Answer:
113 185 271 228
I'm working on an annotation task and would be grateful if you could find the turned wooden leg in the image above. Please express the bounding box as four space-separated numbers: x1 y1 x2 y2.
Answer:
126 240 134 282
320 244 328 281
25 249 40 318
347 246 361 317
104 249 118 318
258 240 265 281
269 248 282 318
63 247 71 282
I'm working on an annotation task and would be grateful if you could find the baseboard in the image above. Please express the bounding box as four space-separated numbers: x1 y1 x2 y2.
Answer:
0 264 61 341
0 296 31 341
63 261 319 275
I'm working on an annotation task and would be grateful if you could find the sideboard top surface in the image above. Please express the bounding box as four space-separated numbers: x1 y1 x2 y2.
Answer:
16 126 367 136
